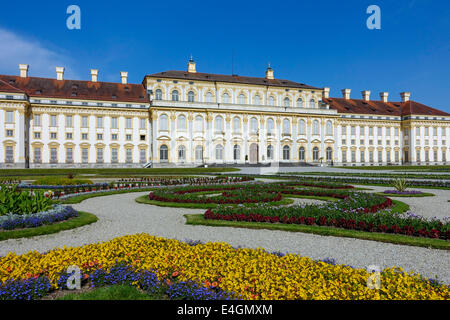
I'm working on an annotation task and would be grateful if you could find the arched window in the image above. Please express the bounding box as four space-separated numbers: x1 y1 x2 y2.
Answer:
284 97 290 107
283 119 290 134
160 145 168 162
233 117 240 133
233 145 240 161
206 92 213 103
267 145 274 160
326 121 332 136
178 115 186 131
172 90 179 101
254 95 260 105
215 116 223 132
215 144 223 160
267 118 274 134
155 89 162 100
222 93 229 103
160 114 169 131
299 147 305 161
238 94 245 104
250 117 258 133
283 146 290 160
310 99 315 108
313 147 319 161
268 96 275 106
313 120 319 135
326 147 332 161
195 146 203 161
297 98 303 108
188 91 195 102
178 145 186 161
195 116 203 131
299 119 306 135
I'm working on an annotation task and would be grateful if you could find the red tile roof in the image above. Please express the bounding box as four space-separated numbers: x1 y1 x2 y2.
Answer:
147 70 321 90
0 75 148 103
0 78 26 94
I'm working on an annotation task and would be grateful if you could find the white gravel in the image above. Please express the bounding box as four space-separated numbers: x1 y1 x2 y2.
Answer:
1 191 449 284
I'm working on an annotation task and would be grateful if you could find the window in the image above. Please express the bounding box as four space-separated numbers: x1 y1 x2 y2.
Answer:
188 91 195 102
351 139 356 145
360 139 364 145
66 133 73 139
282 119 290 135
342 150 347 163
267 145 274 160
369 127 373 136
126 149 132 163
342 139 346 145
112 134 118 140
111 117 118 129
97 133 103 140
155 89 162 100
215 116 223 132
425 127 429 136
82 116 88 128
298 120 306 135
378 151 382 162
82 148 88 163
386 127 391 136
50 132 57 139
34 114 41 126
313 120 319 135
111 148 118 163
233 145 240 161
140 118 146 130
160 145 168 162
416 150 421 162
5 146 13 163
377 127 382 136
206 92 213 103
222 93 229 104
195 146 203 161
297 98 303 108
96 117 103 128
351 126 356 135
34 148 41 163
342 126 347 135
268 96 274 106
313 147 319 162
326 121 332 136
415 127 420 136
360 126 365 136
215 144 223 160
326 147 332 161
309 99 315 108
369 140 373 145
233 117 240 133
126 118 132 129
172 90 179 101
6 130 13 137
267 118 274 134
126 134 132 141
395 151 399 162
386 140 390 145
284 97 290 107
254 95 260 105
34 132 41 139
140 149 146 163
178 146 186 161
351 151 356 162
140 135 146 141
195 116 203 131
395 128 399 136
299 147 305 161
361 150 365 162
250 117 258 134
160 114 169 131
283 146 290 160
82 133 88 140
66 115 73 127
178 115 186 131
433 127 437 136
6 111 13 123
50 148 57 163
238 94 245 104
443 151 446 162
66 148 73 163
50 115 57 127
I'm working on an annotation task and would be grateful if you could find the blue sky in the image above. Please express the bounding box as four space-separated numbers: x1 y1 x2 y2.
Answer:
0 0 449 112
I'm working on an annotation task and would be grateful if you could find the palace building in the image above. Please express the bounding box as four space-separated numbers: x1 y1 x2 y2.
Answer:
1 58 449 168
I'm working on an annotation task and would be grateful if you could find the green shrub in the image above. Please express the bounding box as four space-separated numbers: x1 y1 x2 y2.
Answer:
33 177 93 186
393 178 409 191
0 186 53 216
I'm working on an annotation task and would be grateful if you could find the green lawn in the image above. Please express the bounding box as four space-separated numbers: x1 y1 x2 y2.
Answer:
55 284 165 300
0 211 98 241
375 192 435 197
61 188 156 204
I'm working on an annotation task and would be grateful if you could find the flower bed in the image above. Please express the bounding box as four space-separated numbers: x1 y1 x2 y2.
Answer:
0 186 53 216
117 176 253 186
0 235 447 300
383 190 424 195
204 193 450 240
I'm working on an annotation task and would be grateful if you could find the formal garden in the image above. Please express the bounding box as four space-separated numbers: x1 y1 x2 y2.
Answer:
0 168 449 300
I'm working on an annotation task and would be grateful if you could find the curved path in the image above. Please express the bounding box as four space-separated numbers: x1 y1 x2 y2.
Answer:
1 191 449 284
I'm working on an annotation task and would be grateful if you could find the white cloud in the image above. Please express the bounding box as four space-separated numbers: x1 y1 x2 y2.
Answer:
0 28 78 79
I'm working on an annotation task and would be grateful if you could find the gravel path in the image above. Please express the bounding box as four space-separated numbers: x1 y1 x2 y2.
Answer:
1 191 449 284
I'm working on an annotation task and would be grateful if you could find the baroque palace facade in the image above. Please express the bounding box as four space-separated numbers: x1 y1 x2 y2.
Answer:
0 58 449 168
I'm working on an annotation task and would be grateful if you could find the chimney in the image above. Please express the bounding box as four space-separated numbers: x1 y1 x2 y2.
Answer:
380 92 389 102
265 63 274 80
120 71 128 84
400 92 410 102
361 90 371 101
19 64 29 78
90 69 98 82
341 88 351 99
187 56 196 73
323 87 330 99
56 67 65 81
